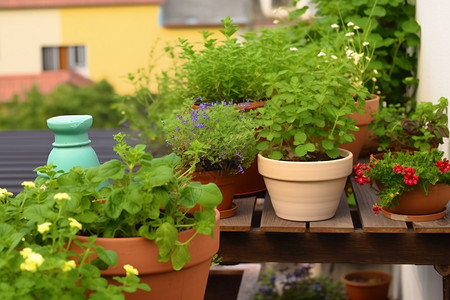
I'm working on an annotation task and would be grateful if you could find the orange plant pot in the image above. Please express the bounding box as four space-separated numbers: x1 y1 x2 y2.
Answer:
340 95 380 165
343 270 392 300
73 209 220 300
192 170 237 218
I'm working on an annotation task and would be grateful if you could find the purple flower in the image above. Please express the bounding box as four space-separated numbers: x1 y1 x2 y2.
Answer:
235 164 244 174
195 96 203 103
176 114 182 120
182 119 187 125
175 126 180 131
245 99 250 106
193 123 206 129
191 110 199 122
236 152 243 160
122 122 129 128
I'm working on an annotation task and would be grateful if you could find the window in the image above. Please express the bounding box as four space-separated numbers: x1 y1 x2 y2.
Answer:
42 46 86 71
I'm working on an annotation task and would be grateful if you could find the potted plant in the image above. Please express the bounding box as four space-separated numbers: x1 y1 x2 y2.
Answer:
370 97 449 152
163 100 258 218
2 133 223 299
0 185 149 298
255 39 367 221
354 148 450 221
254 263 345 300
342 269 392 300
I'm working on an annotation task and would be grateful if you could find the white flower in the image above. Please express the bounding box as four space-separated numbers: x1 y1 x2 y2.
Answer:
290 47 298 51
40 184 47 191
331 55 338 60
345 49 354 58
345 32 355 37
331 24 339 29
20 248 33 258
365 56 371 61
352 52 364 65
124 264 139 276
0 188 13 199
347 21 354 26
37 222 52 234
317 51 326 57
372 77 377 82
354 25 360 30
68 218 82 230
273 19 279 24
373 69 379 74
362 41 370 46
63 260 76 272
54 193 71 201
21 181 35 188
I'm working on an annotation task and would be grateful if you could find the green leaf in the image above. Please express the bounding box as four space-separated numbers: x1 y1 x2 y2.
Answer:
365 6 386 17
95 247 118 267
184 182 222 209
155 222 178 263
294 132 307 144
171 245 190 271
256 141 269 151
104 190 124 219
268 151 283 160
402 20 420 33
322 139 335 150
294 145 307 158
86 160 125 183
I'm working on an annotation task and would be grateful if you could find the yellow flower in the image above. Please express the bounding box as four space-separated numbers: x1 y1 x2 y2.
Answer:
20 251 44 272
63 260 76 272
68 218 82 230
21 181 36 188
123 264 139 276
0 188 13 198
54 193 71 201
37 222 52 234
20 247 33 258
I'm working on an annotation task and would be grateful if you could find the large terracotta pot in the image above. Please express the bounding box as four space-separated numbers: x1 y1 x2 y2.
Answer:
234 157 266 196
192 170 237 218
343 270 392 300
384 184 450 216
257 149 353 221
74 209 220 300
340 95 380 165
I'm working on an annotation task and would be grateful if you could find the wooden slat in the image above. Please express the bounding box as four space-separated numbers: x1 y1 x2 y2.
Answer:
412 203 450 233
309 192 354 233
220 196 256 232
260 193 306 232
351 177 408 233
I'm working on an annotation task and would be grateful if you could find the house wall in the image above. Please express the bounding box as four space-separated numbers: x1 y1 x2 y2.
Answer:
0 4 223 95
0 9 61 74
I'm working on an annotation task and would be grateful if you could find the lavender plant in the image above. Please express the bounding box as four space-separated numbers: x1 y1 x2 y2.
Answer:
163 99 259 175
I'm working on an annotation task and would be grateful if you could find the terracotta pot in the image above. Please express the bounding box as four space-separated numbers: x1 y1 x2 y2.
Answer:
192 170 237 218
74 209 220 300
234 157 266 196
340 95 380 165
343 270 392 300
386 183 450 215
257 149 353 221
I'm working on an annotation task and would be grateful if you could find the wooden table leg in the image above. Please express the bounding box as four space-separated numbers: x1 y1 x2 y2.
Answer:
434 265 450 300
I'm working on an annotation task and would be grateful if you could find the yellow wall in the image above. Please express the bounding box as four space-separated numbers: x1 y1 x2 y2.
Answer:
60 5 222 95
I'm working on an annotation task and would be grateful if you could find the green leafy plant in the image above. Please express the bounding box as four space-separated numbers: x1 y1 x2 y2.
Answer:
0 183 149 299
0 80 121 130
1 131 222 292
254 264 345 300
370 97 449 152
354 149 450 212
163 100 259 174
308 0 420 105
255 42 368 161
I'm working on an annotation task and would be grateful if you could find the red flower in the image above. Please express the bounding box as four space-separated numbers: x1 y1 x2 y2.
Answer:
404 176 419 186
355 175 370 185
436 159 450 174
392 165 403 174
373 203 382 216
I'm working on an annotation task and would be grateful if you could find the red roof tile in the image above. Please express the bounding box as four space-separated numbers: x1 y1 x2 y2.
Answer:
0 0 164 9
0 70 93 101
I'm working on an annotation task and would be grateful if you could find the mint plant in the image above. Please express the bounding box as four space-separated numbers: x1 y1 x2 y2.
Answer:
255 43 367 161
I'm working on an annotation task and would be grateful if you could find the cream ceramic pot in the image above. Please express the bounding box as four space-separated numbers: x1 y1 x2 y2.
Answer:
258 149 353 221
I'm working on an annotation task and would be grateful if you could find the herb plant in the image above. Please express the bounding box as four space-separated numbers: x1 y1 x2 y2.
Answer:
254 264 345 300
255 42 367 161
354 149 450 213
8 133 222 272
163 100 259 174
370 97 449 152
0 183 149 299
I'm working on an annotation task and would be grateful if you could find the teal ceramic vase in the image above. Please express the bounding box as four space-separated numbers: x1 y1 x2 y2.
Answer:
42 115 100 176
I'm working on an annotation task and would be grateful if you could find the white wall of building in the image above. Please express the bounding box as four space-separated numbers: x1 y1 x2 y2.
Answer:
400 1 450 299
0 9 61 74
